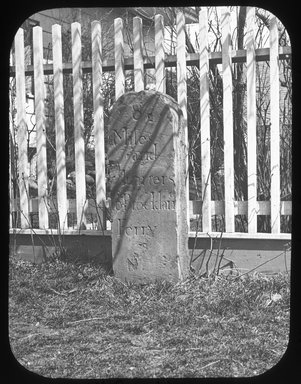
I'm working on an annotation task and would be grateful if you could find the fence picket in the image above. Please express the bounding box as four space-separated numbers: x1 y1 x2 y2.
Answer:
114 18 125 100
155 14 166 93
199 9 211 233
221 8 235 232
92 20 106 230
133 17 144 91
15 28 29 228
33 26 49 229
52 24 67 230
71 22 87 228
246 7 257 233
176 11 189 225
9 131 12 227
270 16 281 234
9 51 14 228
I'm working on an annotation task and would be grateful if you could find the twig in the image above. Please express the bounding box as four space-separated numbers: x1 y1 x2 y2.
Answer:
213 232 223 274
284 242 290 275
78 199 88 234
216 245 227 275
235 250 288 280
199 360 220 370
19 333 42 341
48 287 68 296
204 235 214 277
67 316 108 325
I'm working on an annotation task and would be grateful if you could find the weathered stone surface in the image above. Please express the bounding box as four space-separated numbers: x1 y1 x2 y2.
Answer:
108 90 189 282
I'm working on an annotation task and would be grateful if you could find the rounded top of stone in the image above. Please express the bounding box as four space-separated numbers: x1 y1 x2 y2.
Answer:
115 90 180 110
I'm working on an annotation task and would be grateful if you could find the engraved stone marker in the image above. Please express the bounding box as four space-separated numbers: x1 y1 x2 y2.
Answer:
108 91 189 282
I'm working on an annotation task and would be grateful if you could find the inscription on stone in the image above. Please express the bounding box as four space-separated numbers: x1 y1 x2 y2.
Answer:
108 90 189 282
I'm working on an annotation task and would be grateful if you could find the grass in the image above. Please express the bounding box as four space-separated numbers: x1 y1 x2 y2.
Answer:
8 256 290 379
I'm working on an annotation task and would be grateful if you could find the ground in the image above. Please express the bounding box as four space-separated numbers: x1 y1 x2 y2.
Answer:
9 256 290 378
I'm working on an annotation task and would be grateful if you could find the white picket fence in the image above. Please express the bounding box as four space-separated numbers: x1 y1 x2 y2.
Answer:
9 7 292 238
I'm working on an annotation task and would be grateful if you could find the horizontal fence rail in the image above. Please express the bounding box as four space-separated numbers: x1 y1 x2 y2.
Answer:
9 47 292 76
10 198 292 218
9 7 292 238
